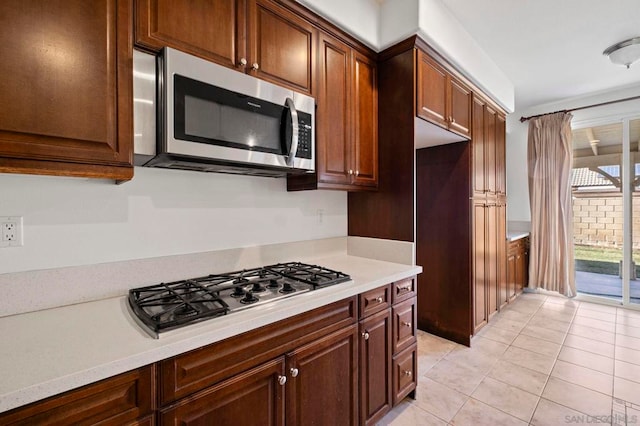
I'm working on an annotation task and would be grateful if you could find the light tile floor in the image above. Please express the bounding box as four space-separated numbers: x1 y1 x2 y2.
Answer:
377 293 640 425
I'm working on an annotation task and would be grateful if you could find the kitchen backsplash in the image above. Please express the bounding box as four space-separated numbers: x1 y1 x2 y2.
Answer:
0 166 347 275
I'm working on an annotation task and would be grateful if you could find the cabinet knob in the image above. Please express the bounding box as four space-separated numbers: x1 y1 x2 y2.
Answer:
362 331 370 340
355 170 359 177
348 169 353 175
290 367 299 378
403 370 412 376
375 296 383 303
451 117 456 124
402 321 412 327
252 62 260 71
278 375 287 386
239 58 247 67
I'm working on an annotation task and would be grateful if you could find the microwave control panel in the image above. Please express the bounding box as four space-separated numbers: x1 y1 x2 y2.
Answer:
296 112 313 159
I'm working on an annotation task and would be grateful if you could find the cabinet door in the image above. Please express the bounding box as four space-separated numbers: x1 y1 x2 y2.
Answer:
472 96 486 196
286 325 358 426
0 365 154 425
473 202 488 333
360 309 392 426
352 52 378 188
160 358 285 426
416 51 448 128
316 32 352 186
497 203 508 308
487 205 499 317
0 0 133 180
496 113 507 195
515 244 528 294
448 77 472 138
484 106 497 194
135 0 244 69
507 252 517 301
248 0 315 94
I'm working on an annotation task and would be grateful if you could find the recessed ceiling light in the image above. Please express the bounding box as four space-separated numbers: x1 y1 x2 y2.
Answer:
603 37 640 69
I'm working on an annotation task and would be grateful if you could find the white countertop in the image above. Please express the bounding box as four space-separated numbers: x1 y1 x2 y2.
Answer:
0 254 421 413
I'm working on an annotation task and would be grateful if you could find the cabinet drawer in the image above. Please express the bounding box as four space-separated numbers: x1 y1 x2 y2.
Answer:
392 277 416 304
392 343 417 406
0 365 155 425
359 284 391 318
160 297 356 405
392 297 417 353
160 357 285 426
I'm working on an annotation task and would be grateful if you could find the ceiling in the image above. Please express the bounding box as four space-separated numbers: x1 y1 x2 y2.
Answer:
442 0 640 111
573 119 640 151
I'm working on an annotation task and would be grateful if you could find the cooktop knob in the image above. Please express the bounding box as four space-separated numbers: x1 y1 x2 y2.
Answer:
251 282 266 292
280 282 295 294
241 291 259 304
231 286 245 298
268 279 280 288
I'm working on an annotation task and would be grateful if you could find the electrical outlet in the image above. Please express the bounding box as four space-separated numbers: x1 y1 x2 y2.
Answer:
0 216 23 247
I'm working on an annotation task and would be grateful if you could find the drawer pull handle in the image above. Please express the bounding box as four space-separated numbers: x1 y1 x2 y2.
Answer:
362 331 370 340
290 368 299 378
278 375 287 386
398 285 411 292
402 321 412 327
403 370 412 376
375 297 383 303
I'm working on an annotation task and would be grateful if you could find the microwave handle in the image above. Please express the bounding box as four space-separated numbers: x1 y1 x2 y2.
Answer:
285 97 299 166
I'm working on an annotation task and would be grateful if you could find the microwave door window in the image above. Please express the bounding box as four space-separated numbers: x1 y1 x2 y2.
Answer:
175 75 285 155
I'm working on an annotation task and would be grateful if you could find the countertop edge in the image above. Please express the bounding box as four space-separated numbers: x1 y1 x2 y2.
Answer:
0 256 421 414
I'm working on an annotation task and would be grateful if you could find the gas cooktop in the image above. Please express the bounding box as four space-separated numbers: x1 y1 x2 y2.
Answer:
128 262 351 338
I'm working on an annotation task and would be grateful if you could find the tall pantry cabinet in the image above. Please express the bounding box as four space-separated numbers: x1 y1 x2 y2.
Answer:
349 37 508 346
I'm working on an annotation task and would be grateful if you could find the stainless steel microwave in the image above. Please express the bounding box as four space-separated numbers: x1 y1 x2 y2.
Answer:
134 48 315 177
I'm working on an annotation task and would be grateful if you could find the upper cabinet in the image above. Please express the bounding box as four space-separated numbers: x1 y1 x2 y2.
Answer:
288 31 378 191
472 93 506 197
416 50 471 139
136 0 315 94
0 0 134 181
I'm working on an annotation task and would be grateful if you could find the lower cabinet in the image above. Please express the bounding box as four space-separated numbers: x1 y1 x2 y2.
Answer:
359 307 392 425
160 358 286 425
286 325 359 426
1 277 419 425
0 365 155 425
359 279 417 425
392 343 418 405
508 236 529 300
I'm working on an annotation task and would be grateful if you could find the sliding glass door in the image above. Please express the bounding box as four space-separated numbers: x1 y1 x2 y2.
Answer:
572 117 640 306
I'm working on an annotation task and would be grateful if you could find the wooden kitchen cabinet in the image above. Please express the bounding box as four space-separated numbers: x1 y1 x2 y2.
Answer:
508 236 529 299
359 279 417 425
286 324 359 426
159 358 285 425
0 0 134 181
359 308 392 425
0 365 155 425
135 0 315 94
417 50 471 139
288 31 378 191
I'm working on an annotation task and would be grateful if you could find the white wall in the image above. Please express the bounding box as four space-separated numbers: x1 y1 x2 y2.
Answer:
414 0 514 112
506 83 640 222
0 168 347 274
297 0 515 112
295 0 380 49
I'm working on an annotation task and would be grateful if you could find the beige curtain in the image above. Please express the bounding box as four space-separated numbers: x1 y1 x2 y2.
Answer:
527 112 576 297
